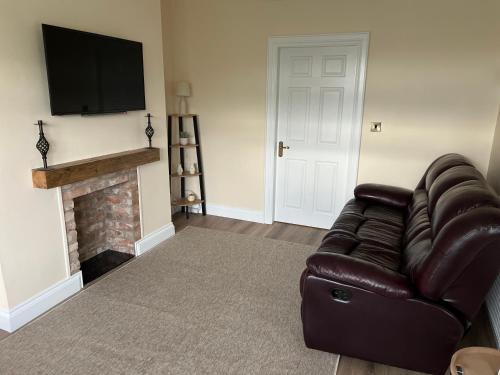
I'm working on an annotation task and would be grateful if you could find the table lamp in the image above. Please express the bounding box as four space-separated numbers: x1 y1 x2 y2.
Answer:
176 81 191 115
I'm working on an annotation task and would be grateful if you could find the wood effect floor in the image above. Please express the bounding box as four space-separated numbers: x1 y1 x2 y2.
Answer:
173 213 496 375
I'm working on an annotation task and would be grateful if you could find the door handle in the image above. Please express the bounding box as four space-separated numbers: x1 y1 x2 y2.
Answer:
278 141 290 157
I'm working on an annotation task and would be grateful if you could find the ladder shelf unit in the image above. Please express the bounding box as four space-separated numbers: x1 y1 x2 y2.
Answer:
167 114 207 219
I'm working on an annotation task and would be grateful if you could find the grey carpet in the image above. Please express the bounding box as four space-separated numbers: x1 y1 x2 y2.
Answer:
0 226 339 374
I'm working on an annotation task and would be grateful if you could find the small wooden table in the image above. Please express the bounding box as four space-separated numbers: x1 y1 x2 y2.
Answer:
450 347 500 375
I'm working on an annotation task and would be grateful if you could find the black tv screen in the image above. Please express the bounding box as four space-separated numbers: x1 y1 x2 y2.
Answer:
42 24 146 115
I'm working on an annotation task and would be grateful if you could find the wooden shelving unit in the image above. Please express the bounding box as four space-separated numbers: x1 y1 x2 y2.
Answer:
170 172 202 178
169 114 196 118
169 144 199 148
167 114 206 218
172 198 204 207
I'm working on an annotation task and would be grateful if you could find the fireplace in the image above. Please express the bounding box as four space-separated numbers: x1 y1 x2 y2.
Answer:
61 169 141 284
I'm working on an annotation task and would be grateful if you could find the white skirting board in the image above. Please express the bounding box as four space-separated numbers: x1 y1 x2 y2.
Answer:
0 272 83 333
487 276 500 347
0 224 175 333
207 204 265 223
189 204 265 224
134 222 175 256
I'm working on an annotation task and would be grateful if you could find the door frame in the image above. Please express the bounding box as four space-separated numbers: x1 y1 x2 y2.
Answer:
264 33 370 224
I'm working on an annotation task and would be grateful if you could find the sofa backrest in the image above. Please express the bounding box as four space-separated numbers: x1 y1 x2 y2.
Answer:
403 154 500 320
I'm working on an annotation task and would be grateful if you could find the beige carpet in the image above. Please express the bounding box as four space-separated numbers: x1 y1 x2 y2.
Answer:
0 226 339 374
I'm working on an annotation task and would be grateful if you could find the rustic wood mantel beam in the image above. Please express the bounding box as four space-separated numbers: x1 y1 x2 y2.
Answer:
32 147 160 189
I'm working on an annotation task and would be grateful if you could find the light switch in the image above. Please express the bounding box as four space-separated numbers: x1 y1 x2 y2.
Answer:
371 122 382 132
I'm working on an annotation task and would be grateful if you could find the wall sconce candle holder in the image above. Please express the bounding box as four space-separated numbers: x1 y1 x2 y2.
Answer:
145 113 155 148
35 120 50 169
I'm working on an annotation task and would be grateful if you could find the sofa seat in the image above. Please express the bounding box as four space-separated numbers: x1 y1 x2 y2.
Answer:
303 196 414 299
322 199 406 264
300 154 500 375
340 199 406 227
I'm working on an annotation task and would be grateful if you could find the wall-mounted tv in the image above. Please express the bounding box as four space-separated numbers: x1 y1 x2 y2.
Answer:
42 24 146 115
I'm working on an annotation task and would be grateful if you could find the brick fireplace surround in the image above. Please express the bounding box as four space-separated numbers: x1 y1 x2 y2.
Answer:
61 169 141 275
0 149 164 333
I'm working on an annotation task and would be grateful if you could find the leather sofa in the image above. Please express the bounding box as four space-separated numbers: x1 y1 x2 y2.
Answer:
300 154 500 375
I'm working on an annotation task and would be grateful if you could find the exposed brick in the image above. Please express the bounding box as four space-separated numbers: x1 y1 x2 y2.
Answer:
105 195 121 204
63 199 74 212
68 242 78 253
70 261 80 273
64 210 75 223
65 220 76 231
61 168 141 275
69 251 79 263
67 230 77 245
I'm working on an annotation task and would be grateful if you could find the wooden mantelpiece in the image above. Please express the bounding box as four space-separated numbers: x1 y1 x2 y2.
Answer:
32 147 160 189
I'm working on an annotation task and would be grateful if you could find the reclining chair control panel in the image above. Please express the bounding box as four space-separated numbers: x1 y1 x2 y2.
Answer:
331 288 351 303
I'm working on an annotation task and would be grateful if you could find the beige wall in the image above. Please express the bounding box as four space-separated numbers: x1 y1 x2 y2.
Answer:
161 0 500 212
0 0 171 309
487 107 500 193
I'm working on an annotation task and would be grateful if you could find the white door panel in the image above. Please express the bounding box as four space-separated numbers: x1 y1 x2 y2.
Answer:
274 45 361 229
318 87 343 144
286 88 310 142
284 158 307 209
313 161 338 214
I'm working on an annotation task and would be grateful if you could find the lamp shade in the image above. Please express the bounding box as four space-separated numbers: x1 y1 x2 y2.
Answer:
175 81 191 97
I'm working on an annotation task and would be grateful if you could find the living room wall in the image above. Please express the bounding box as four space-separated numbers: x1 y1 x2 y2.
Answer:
161 0 500 214
0 0 170 309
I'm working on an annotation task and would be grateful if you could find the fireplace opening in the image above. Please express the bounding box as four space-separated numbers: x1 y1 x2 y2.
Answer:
80 250 134 284
62 169 141 285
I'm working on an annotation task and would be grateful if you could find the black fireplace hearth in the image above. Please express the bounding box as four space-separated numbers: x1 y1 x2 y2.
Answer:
80 250 134 284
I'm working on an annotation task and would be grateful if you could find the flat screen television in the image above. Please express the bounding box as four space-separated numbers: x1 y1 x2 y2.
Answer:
42 24 146 115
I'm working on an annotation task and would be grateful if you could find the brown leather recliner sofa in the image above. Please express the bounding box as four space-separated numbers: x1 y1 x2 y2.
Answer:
300 154 500 375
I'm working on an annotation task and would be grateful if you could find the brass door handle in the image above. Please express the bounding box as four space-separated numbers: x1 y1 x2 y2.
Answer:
278 141 290 157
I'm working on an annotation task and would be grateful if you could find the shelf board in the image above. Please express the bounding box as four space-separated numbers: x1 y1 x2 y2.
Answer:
169 114 198 118
170 172 202 178
169 144 199 148
172 198 204 207
32 147 160 189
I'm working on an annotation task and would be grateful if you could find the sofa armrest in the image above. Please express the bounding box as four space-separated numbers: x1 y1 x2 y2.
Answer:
354 183 413 209
306 252 414 299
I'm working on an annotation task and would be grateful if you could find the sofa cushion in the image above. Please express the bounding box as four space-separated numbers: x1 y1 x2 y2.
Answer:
319 230 402 271
402 231 432 282
306 252 414 298
404 189 431 245
416 207 500 318
423 153 473 190
318 199 406 274
400 189 433 281
339 199 405 228
427 165 485 213
431 181 500 234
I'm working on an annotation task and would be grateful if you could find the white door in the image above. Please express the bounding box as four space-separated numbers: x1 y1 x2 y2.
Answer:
274 45 362 229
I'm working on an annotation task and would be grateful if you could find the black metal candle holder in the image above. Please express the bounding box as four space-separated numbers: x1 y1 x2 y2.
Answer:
145 113 154 148
35 120 50 169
